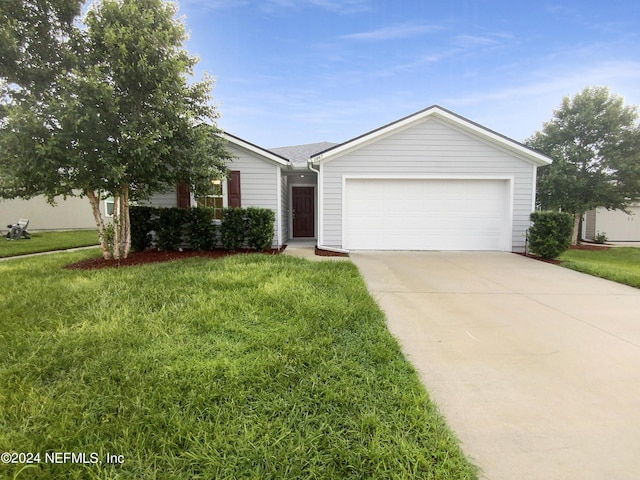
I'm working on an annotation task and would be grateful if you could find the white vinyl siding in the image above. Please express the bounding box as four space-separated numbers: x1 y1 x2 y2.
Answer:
226 145 278 211
280 174 289 242
146 190 179 208
225 144 281 248
591 206 640 242
321 118 535 252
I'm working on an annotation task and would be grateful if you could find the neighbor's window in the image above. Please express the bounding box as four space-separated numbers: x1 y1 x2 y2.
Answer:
105 197 115 217
196 180 224 219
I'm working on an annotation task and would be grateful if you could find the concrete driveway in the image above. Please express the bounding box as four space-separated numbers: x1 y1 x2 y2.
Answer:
350 251 640 480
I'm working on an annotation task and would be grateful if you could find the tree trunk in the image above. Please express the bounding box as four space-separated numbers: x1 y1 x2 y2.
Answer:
109 186 132 260
112 194 121 260
118 185 131 259
571 212 581 245
86 189 112 260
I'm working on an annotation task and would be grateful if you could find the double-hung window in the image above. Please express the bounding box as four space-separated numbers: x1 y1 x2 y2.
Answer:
196 180 224 219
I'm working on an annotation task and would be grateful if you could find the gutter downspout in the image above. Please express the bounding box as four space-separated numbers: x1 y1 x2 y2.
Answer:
308 160 350 254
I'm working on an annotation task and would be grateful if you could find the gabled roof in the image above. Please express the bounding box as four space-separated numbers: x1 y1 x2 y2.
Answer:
310 105 552 167
222 132 291 166
269 142 338 168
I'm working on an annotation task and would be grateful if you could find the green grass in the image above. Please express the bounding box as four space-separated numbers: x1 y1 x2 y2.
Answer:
0 230 99 258
560 247 640 288
0 252 477 479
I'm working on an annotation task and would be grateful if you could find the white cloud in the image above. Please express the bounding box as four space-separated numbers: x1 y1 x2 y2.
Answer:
367 48 462 76
444 60 640 140
307 0 370 14
341 23 442 41
263 0 370 14
448 60 640 106
179 0 250 11
454 34 501 48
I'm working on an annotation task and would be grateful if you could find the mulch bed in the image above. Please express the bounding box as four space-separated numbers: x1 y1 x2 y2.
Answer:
65 246 287 270
567 243 609 251
65 242 607 270
517 243 610 265
314 247 349 257
517 253 562 265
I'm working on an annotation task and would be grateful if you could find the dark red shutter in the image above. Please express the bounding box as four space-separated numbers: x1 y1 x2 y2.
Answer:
177 182 191 208
228 171 241 208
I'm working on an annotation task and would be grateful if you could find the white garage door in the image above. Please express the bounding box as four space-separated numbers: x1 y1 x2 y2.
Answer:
344 178 511 250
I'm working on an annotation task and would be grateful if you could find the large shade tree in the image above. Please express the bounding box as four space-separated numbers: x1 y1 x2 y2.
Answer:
0 0 82 97
526 87 640 244
0 0 232 259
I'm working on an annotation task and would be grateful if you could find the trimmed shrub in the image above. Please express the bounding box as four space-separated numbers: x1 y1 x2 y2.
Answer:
157 208 187 251
129 206 275 252
221 207 245 251
246 207 275 251
187 207 218 250
130 206 158 252
528 210 573 259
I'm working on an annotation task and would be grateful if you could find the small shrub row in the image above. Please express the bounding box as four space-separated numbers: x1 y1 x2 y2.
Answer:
129 206 275 252
129 206 157 252
528 210 573 259
221 207 245 251
130 206 217 252
220 207 275 251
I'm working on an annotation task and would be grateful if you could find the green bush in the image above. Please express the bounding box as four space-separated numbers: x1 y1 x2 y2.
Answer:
157 208 187 251
129 206 275 252
594 231 608 244
245 207 275 251
187 207 218 250
221 208 246 251
528 210 574 259
129 206 158 251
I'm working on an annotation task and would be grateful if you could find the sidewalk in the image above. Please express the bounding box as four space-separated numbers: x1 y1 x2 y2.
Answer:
0 245 98 261
282 239 350 261
607 242 640 247
2 242 349 262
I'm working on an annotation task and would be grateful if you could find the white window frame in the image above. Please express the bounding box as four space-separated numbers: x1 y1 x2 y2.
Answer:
104 197 115 217
196 180 228 219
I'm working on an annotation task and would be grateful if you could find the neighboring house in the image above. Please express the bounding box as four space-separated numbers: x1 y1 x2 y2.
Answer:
584 203 640 242
149 105 552 252
0 193 102 232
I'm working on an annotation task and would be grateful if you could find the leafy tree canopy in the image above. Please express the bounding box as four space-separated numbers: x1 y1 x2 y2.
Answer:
526 86 640 216
0 0 83 96
0 0 233 259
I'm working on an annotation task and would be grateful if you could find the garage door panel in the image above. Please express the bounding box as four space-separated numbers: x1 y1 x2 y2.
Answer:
344 179 510 250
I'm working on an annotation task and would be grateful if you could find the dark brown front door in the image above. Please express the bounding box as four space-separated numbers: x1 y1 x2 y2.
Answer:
292 187 315 237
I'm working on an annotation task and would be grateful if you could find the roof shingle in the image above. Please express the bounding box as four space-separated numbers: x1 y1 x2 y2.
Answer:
269 142 338 167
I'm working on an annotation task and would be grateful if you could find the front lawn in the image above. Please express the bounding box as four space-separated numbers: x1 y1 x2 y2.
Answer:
0 252 477 479
0 229 99 257
560 247 640 288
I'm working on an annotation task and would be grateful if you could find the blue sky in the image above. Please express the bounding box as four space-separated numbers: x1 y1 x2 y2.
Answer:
176 0 640 148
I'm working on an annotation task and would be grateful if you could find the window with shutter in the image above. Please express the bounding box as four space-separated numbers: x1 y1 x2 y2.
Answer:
195 180 224 219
